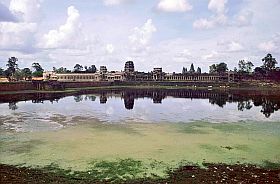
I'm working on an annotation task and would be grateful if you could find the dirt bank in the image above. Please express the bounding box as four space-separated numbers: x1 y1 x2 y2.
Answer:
1 163 280 184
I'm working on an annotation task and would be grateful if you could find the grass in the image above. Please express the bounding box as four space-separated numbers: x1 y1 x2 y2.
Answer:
1 83 280 95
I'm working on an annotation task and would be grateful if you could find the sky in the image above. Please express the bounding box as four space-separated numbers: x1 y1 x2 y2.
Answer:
0 0 280 73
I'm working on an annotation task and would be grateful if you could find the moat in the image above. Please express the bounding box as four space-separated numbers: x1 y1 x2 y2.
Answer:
0 88 280 182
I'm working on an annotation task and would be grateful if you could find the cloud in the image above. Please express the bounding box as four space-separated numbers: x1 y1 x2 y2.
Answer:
193 0 228 29
129 19 156 52
106 44 114 54
226 41 244 52
0 0 41 52
103 0 133 6
40 6 86 49
0 22 37 51
258 33 280 53
157 0 192 12
218 41 244 52
233 10 253 27
9 0 42 22
202 51 219 60
176 49 191 58
193 18 214 29
208 0 227 14
0 2 17 22
258 41 276 52
193 14 227 29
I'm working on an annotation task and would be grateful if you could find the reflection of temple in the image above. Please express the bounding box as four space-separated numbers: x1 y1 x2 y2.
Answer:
123 92 135 110
99 94 107 104
152 92 164 103
120 89 227 109
1 89 280 118
119 89 280 117
253 98 280 118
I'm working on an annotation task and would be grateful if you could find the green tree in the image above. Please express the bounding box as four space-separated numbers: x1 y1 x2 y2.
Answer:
53 67 70 73
209 64 217 73
238 60 246 73
209 63 228 74
0 68 4 76
74 64 83 73
245 61 254 73
216 62 228 73
6 57 18 81
14 69 24 81
189 63 195 73
238 60 254 73
254 67 266 75
22 68 32 80
262 53 277 71
87 65 97 73
32 63 44 72
32 63 44 77
197 67 202 74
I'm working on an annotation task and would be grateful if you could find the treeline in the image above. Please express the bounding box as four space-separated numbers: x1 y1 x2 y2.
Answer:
0 58 98 81
0 53 279 82
182 53 278 75
210 53 278 75
51 64 97 74
0 57 44 81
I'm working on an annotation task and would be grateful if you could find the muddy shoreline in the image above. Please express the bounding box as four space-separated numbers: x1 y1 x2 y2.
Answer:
1 163 280 184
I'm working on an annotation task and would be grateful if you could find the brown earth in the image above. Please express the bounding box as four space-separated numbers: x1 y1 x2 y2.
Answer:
1 164 280 184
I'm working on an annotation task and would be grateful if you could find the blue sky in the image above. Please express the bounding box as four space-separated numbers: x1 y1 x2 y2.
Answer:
0 0 280 72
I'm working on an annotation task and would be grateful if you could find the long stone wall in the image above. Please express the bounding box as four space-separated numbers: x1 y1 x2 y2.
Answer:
62 81 113 88
0 82 36 92
114 81 232 87
0 80 274 92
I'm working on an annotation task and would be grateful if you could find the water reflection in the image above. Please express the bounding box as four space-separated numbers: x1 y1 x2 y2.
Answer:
8 102 18 110
1 89 280 118
100 94 108 104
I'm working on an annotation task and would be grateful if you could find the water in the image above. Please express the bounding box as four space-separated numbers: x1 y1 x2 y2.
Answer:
0 89 280 178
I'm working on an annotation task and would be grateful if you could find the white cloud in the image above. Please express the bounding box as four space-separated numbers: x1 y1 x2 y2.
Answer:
202 51 219 60
258 33 280 53
218 41 244 52
129 19 156 52
0 0 41 52
258 41 277 53
9 0 42 22
0 2 17 22
233 10 253 27
193 0 228 29
103 0 133 6
193 18 214 29
0 22 37 48
40 6 86 49
227 41 244 52
106 44 114 54
193 14 227 29
157 0 192 12
176 49 191 58
1 0 279 73
208 0 227 14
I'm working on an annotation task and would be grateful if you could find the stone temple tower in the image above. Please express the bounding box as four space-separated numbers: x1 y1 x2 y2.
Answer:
124 61 135 73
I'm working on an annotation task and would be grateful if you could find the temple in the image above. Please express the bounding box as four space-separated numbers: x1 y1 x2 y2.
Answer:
43 61 235 82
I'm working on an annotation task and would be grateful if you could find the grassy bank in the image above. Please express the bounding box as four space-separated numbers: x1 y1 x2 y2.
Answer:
1 162 280 183
1 84 280 95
